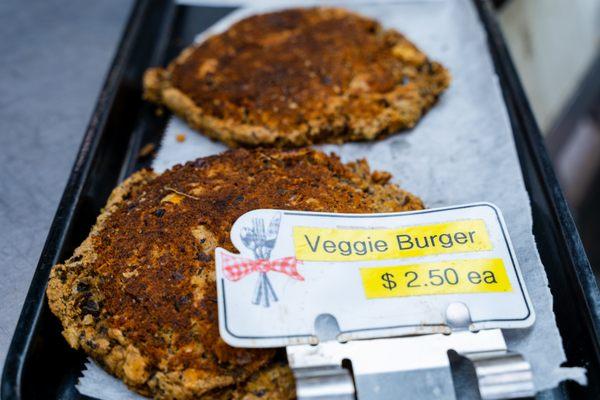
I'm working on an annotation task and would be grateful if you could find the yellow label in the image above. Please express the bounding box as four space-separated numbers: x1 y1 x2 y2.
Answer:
360 258 512 298
293 220 491 262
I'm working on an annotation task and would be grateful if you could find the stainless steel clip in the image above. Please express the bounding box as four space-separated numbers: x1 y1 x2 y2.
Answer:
286 329 534 400
462 350 534 400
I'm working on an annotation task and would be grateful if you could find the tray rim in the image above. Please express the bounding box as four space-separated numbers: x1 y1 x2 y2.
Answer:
473 0 600 346
2 0 599 398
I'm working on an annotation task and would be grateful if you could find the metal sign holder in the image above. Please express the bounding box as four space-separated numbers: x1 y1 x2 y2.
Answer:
286 305 534 400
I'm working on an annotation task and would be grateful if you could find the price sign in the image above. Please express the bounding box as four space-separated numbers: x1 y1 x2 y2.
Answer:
216 203 535 348
361 258 512 298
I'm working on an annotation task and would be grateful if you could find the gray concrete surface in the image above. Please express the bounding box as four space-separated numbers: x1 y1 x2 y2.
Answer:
0 0 132 371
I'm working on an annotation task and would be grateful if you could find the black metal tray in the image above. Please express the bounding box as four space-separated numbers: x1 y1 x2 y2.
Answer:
3 1 600 399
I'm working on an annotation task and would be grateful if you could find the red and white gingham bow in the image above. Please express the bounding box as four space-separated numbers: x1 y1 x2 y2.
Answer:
221 252 304 281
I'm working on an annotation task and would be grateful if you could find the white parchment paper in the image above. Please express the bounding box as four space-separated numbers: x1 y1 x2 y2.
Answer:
78 1 586 398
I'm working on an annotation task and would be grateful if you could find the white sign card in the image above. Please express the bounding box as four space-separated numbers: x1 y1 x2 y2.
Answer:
216 203 535 348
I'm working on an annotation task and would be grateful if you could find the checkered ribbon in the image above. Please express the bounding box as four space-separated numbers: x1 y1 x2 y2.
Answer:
221 252 304 281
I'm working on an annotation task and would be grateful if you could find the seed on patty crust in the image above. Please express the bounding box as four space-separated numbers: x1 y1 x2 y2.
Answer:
47 148 424 399
144 7 450 148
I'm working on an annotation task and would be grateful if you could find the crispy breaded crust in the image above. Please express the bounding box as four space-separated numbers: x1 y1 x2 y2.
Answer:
47 149 424 399
144 8 450 147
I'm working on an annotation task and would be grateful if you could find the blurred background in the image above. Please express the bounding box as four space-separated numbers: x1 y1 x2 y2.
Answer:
494 0 600 274
0 0 598 372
